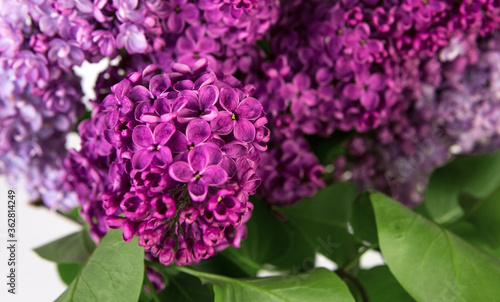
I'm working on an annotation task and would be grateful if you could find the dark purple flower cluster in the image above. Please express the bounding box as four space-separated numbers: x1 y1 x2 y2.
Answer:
246 0 500 205
333 31 500 206
0 0 84 209
65 61 268 265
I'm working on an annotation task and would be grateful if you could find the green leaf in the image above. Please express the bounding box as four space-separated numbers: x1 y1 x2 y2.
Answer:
34 230 95 263
350 191 378 244
236 197 315 270
191 248 259 278
306 131 353 166
370 192 500 301
58 263 82 285
448 221 500 258
55 229 145 302
357 266 414 302
425 151 500 224
157 269 214 302
178 267 355 302
277 184 360 267
461 186 500 249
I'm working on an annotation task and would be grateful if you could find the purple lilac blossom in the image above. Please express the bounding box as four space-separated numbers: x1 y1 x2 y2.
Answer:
246 0 500 206
65 61 268 265
0 0 85 209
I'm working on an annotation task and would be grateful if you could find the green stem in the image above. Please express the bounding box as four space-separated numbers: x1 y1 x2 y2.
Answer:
144 272 161 302
341 243 378 273
336 270 369 302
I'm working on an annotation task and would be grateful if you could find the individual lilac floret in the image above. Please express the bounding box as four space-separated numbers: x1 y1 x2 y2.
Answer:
65 62 268 266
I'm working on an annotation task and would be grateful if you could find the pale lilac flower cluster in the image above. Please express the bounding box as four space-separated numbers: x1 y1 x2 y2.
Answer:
26 0 280 66
65 61 268 265
0 0 84 209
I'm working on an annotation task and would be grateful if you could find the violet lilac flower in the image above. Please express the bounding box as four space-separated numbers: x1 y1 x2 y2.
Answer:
65 63 268 267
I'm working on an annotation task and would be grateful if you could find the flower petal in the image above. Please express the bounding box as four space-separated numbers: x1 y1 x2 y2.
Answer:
188 145 208 172
234 119 256 142
343 83 362 100
198 85 219 109
100 94 118 112
188 180 208 201
128 85 152 103
132 149 154 170
219 87 238 112
186 119 211 146
211 111 234 135
132 125 154 147
201 165 227 186
169 161 193 182
150 74 171 97
154 123 176 145
235 97 262 120
167 131 189 153
153 147 173 167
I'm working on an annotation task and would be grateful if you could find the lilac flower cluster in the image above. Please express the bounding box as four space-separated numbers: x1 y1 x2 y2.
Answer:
0 0 84 209
26 0 279 66
65 61 268 265
333 31 500 206
248 0 500 205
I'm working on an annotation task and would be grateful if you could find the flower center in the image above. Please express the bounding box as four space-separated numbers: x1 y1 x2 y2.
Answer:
422 0 428 4
360 39 366 45
232 113 236 120
175 6 181 12
194 172 201 179
217 196 223 202
337 29 343 35
193 52 199 58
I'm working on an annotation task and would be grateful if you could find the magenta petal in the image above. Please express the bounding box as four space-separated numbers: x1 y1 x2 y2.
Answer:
174 80 194 91
154 123 176 145
234 119 256 142
186 119 211 145
188 145 208 172
211 111 234 135
360 90 380 110
181 3 199 20
132 149 154 170
167 131 189 153
105 110 119 129
194 73 215 90
203 143 223 165
150 74 171 97
219 87 238 112
198 37 216 52
222 142 247 158
132 125 154 147
368 73 385 91
202 165 227 186
176 36 195 53
171 96 188 113
128 85 152 103
188 180 208 201
154 97 171 115
100 94 117 111
198 85 219 108
153 147 173 167
169 161 193 182
343 83 362 100
167 13 184 33
220 156 236 177
235 97 262 120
